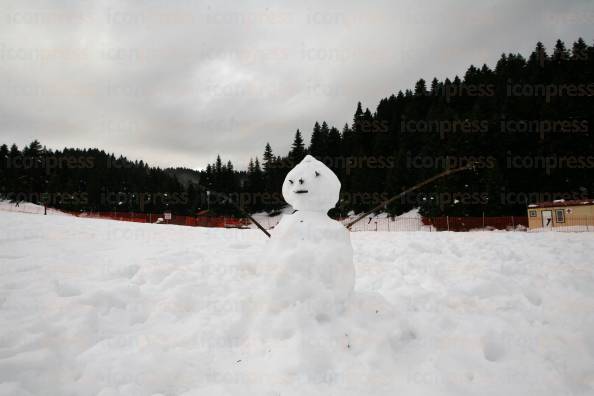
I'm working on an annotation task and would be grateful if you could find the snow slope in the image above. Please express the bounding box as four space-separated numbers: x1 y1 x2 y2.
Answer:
0 200 69 216
1 211 594 395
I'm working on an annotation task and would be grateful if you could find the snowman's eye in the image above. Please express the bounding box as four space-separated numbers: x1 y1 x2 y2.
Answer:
289 179 294 184
315 171 320 177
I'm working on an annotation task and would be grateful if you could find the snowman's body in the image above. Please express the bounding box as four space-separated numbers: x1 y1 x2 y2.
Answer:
264 155 355 316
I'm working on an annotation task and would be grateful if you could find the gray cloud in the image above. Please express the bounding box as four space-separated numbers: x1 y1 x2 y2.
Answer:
1 0 593 169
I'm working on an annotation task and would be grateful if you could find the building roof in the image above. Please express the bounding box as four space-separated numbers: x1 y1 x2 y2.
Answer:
528 199 594 208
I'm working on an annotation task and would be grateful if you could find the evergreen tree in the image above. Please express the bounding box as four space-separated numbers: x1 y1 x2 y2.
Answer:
0 144 8 198
309 121 330 158
552 39 569 62
571 38 587 60
288 129 306 165
215 155 222 173
262 143 274 173
430 78 439 95
309 122 323 157
414 79 427 96
528 42 548 70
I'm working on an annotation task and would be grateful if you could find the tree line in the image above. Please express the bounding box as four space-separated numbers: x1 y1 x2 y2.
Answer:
1 38 593 218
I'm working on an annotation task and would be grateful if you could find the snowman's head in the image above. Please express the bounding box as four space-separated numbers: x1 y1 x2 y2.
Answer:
282 155 341 212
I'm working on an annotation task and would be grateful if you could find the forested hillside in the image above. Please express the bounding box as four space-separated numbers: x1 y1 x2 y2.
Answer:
1 39 593 217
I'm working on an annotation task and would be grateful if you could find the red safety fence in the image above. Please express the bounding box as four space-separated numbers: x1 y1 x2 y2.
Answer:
59 210 533 232
61 210 251 229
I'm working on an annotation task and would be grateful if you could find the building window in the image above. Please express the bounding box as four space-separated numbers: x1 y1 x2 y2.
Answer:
555 209 565 223
529 210 537 217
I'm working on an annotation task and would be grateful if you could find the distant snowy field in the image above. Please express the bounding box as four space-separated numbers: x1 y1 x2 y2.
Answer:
1 210 594 395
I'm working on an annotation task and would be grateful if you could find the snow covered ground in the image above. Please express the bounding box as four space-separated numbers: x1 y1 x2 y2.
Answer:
1 210 594 395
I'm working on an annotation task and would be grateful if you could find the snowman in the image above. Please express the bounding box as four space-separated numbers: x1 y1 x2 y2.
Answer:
262 155 355 321
229 156 405 384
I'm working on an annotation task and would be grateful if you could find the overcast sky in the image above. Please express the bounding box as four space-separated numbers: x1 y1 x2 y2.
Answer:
1 0 593 169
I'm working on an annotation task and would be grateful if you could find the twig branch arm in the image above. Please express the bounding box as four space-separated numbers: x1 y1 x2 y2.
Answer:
345 164 475 230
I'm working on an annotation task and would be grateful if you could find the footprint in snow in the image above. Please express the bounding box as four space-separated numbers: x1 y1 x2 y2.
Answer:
54 281 81 297
482 334 505 362
523 289 542 306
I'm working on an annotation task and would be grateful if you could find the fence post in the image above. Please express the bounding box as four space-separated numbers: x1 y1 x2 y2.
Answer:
511 216 515 230
446 216 450 231
482 212 485 230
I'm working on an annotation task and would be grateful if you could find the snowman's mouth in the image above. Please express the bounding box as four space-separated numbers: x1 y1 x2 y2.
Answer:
295 190 309 194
